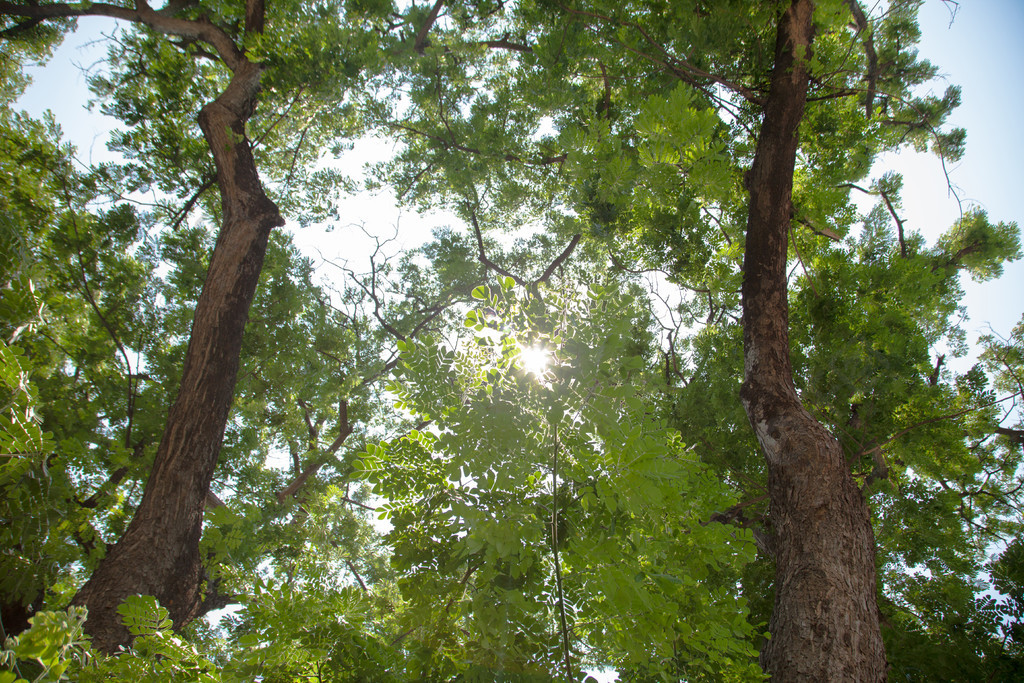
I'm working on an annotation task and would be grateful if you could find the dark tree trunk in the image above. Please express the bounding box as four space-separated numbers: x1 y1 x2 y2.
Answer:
71 59 284 653
1 592 42 641
739 1 886 679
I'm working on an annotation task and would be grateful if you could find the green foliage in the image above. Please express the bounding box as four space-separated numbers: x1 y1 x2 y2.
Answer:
0 13 72 105
0 600 217 683
369 0 1024 674
2 0 1022 679
222 575 403 682
0 105 169 607
991 539 1024 650
936 209 1022 281
77 596 222 682
5 591 414 682
0 607 89 683
358 281 761 680
0 340 65 618
0 342 52 461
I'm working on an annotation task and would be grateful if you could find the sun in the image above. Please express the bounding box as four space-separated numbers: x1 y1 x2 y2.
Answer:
519 345 551 377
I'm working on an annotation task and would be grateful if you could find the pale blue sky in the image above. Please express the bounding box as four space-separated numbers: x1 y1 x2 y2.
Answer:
879 0 1024 352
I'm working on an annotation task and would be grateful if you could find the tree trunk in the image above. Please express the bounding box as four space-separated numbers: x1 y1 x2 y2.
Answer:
739 1 886 679
71 59 284 653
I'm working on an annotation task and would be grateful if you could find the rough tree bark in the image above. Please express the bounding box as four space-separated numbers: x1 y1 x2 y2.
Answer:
71 61 283 654
739 0 887 680
0 0 284 652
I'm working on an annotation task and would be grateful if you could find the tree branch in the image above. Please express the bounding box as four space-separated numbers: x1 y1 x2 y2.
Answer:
0 0 246 70
0 14 44 36
466 205 527 287
928 354 945 386
79 466 128 509
996 427 1024 444
276 401 353 504
414 0 445 55
534 234 581 285
597 62 612 120
845 0 878 117
466 204 581 289
879 188 907 258
169 175 216 231
796 216 841 241
345 559 368 592
296 397 319 443
481 37 531 53
341 495 377 511
790 222 820 298
243 0 264 35
859 392 1022 459
705 494 769 526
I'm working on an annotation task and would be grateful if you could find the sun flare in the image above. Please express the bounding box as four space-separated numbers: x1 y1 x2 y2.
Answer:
519 345 550 377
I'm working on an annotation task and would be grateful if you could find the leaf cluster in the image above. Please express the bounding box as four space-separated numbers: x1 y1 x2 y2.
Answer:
358 280 761 680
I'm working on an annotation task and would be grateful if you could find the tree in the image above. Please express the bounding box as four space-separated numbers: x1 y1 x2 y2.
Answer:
735 2 887 677
0 0 389 651
372 0 1021 678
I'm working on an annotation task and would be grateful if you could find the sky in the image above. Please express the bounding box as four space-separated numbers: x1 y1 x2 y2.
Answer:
874 0 1024 359
16 0 1024 365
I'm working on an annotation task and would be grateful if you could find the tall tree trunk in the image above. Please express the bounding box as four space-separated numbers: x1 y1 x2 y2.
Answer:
739 1 886 679
71 59 284 653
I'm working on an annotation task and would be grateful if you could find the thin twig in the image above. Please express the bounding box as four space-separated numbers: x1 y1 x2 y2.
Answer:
789 223 820 298
550 432 574 683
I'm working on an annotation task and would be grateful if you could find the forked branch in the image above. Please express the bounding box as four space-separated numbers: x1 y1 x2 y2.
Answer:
466 204 581 290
